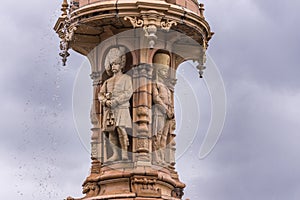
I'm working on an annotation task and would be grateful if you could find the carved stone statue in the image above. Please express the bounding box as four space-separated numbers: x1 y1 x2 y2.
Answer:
98 47 133 162
152 53 175 164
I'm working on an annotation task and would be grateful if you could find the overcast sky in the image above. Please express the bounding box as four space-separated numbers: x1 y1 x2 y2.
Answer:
0 0 300 200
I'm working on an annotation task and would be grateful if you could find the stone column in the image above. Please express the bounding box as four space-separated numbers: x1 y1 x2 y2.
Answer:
132 63 153 166
89 72 103 167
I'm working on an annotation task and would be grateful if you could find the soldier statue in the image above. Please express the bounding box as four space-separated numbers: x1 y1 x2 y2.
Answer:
98 47 133 161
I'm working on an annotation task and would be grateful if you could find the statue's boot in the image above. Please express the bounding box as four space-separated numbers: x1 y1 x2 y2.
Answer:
160 134 167 164
153 148 160 164
107 132 120 162
157 149 165 164
121 150 128 160
107 147 119 162
120 138 129 160
117 127 129 160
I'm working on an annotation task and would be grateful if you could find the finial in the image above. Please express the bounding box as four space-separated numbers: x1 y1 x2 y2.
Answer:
61 0 69 17
199 3 205 18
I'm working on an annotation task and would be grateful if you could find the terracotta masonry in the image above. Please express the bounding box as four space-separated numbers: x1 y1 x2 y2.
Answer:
54 0 213 199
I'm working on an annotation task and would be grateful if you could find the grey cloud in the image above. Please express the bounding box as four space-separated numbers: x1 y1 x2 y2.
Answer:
0 91 90 199
177 79 300 199
1 0 300 200
0 1 90 199
203 0 300 89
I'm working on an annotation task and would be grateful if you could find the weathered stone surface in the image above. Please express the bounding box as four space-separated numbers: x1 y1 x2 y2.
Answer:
55 0 213 199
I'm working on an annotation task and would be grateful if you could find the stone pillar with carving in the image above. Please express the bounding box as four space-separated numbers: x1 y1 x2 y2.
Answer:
54 0 213 199
132 63 153 165
80 69 103 199
90 71 102 164
151 52 178 168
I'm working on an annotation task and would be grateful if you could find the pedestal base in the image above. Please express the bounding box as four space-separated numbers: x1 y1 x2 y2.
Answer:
67 162 185 200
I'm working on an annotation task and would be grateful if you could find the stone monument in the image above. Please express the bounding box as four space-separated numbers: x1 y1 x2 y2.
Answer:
54 0 213 199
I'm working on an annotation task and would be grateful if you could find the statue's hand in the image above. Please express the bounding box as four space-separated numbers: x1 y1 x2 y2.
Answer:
110 100 118 108
167 110 174 119
105 93 110 99
156 104 167 114
106 100 112 107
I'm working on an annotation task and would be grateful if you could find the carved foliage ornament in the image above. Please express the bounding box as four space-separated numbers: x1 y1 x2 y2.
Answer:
59 19 78 66
161 20 177 32
196 39 208 78
124 16 177 48
58 1 78 66
136 138 149 150
124 16 144 28
82 182 100 197
131 176 161 197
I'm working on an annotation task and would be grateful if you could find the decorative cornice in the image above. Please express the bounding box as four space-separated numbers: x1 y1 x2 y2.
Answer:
59 19 78 66
124 16 144 28
161 19 177 32
124 12 178 49
197 41 207 78
57 0 79 66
